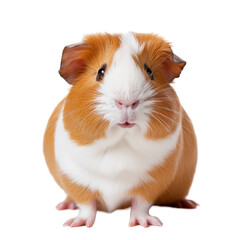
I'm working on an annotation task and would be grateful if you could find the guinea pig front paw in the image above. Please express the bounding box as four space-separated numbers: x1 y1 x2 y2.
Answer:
129 198 163 227
63 201 97 228
63 216 96 228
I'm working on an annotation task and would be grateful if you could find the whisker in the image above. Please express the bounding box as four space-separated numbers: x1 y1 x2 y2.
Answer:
155 107 193 137
150 113 171 133
47 101 96 131
152 83 171 90
73 112 108 132
150 88 175 98
152 87 173 94
151 109 179 125
150 109 193 135
149 111 192 143
72 112 95 132
153 105 192 123
151 97 179 103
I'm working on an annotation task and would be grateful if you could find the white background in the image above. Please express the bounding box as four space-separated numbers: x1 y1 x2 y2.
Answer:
1 0 240 239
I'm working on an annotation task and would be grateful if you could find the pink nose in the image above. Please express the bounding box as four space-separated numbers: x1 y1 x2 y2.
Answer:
115 100 139 110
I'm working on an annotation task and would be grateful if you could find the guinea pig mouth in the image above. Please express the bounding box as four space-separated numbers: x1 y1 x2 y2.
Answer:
118 122 135 128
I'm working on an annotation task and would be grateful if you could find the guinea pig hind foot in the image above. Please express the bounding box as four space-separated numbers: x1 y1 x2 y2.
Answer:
63 200 97 228
164 199 199 209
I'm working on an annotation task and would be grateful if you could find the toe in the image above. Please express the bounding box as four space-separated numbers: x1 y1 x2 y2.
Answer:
56 201 77 210
56 202 68 210
138 217 148 228
70 218 86 227
167 199 199 209
86 218 95 228
63 218 75 226
129 215 163 228
129 217 138 227
63 216 96 228
181 200 199 209
147 217 163 227
68 202 77 210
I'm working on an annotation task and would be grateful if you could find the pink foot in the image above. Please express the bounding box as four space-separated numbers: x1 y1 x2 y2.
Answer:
63 216 95 228
63 200 97 228
167 199 199 209
129 198 163 228
56 201 77 210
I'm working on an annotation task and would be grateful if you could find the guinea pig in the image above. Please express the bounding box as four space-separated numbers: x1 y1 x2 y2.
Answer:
43 32 198 228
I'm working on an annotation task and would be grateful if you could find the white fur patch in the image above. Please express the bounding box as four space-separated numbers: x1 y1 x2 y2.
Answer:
55 105 181 212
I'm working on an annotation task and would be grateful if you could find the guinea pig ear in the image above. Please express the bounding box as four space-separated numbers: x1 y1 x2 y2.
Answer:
59 43 88 84
161 53 186 83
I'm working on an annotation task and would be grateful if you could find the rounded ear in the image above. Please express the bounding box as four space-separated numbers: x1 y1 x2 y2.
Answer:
59 43 88 84
161 53 186 83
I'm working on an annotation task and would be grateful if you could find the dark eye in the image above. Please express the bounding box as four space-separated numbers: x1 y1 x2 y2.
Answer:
144 64 154 80
96 64 107 81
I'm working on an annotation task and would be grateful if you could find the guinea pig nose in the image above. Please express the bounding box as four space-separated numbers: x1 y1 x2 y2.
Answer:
131 100 139 110
115 100 139 110
115 100 124 110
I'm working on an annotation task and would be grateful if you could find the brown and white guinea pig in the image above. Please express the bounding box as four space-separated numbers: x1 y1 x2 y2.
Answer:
43 32 198 228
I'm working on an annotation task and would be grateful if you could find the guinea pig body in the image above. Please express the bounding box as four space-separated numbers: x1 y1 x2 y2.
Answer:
43 32 197 227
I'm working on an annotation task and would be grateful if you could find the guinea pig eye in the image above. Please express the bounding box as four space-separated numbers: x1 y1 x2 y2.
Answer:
144 64 154 80
96 64 107 81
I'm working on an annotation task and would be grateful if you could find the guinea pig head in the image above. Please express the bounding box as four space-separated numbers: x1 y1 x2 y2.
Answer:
59 33 186 144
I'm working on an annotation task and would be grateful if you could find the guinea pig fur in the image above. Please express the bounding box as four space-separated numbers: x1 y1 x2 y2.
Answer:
43 32 198 228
